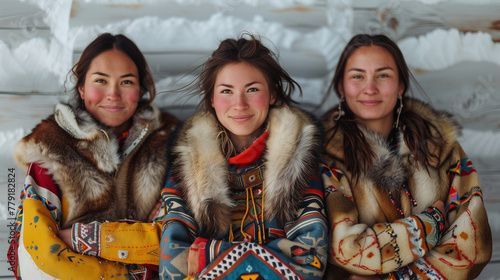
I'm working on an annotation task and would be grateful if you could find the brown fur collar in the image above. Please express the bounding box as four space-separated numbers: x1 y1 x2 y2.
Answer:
14 102 177 228
322 97 461 193
171 105 321 237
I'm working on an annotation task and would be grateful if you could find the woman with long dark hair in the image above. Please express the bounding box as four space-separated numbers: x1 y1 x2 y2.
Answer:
321 34 492 279
8 33 177 279
157 33 328 279
66 33 328 280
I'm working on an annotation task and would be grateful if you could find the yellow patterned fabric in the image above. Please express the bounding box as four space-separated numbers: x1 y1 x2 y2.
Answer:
20 198 130 279
98 221 162 264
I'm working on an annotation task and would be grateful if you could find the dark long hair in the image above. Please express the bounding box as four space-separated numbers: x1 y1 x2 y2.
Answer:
326 34 443 178
70 33 156 110
199 33 300 115
182 33 301 157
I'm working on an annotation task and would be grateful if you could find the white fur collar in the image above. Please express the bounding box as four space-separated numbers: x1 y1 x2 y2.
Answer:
173 105 321 237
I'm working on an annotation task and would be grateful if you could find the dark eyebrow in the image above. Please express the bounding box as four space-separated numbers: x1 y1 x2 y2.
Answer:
376 66 395 72
216 81 261 88
217 83 233 88
91 71 109 77
245 81 261 87
91 72 137 78
121 73 137 78
346 66 395 72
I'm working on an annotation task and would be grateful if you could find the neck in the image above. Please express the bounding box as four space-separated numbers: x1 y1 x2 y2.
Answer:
231 135 256 153
229 129 264 154
358 117 394 139
110 119 132 136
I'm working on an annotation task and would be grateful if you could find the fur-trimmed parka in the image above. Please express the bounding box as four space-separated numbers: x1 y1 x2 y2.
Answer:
170 105 321 236
321 98 492 280
158 104 328 279
14 102 178 228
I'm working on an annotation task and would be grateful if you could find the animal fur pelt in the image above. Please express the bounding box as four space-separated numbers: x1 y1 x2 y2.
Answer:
322 97 461 220
170 105 322 237
14 102 177 228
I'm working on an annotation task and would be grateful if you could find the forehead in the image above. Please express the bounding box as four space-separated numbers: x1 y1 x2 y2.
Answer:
87 49 138 75
346 45 397 69
215 62 268 84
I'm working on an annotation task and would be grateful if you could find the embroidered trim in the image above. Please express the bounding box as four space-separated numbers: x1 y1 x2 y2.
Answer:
72 222 101 257
230 163 265 189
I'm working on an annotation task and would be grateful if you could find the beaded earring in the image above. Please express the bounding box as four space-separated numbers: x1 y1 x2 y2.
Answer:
335 95 345 121
395 94 403 127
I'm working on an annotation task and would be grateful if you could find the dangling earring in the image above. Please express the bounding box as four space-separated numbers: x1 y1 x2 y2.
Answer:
81 98 85 109
335 95 345 121
395 94 403 128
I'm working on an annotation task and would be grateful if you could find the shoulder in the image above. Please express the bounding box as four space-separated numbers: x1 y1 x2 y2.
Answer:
405 97 461 143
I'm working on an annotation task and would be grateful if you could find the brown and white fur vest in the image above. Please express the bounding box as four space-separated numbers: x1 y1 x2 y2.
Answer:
322 98 461 225
171 105 322 237
14 102 178 229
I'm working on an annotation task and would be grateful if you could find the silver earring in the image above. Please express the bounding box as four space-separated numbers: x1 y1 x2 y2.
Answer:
335 96 345 121
395 94 403 127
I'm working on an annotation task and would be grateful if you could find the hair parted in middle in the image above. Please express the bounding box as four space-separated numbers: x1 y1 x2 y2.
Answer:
198 32 301 117
325 33 443 179
69 33 156 111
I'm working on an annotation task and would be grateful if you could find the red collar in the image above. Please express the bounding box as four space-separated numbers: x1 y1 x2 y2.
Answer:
117 130 129 144
228 130 269 168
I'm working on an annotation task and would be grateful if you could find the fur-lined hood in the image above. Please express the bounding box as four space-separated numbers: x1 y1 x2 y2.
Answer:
14 102 177 227
171 105 322 237
322 97 461 194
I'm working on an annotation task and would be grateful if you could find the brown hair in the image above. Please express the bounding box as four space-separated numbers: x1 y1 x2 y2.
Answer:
198 33 300 115
181 33 301 157
326 34 442 178
70 33 155 110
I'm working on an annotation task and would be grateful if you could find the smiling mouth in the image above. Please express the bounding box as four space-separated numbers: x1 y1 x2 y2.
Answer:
231 115 253 122
101 106 125 112
360 100 381 106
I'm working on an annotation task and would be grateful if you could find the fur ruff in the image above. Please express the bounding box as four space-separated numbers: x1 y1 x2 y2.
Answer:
172 105 321 237
14 103 177 228
323 97 461 216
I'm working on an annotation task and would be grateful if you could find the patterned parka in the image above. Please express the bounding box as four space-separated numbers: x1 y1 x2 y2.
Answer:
69 104 329 279
320 98 492 279
159 105 328 279
8 102 177 280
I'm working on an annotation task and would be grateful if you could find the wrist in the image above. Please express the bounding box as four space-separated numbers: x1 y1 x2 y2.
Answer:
425 206 446 235
72 222 102 256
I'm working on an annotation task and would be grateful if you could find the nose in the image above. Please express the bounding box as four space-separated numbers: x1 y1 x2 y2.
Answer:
364 78 377 95
234 92 248 110
106 83 121 101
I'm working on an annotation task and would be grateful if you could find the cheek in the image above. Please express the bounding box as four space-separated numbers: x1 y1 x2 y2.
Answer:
342 82 359 97
211 96 230 113
120 87 141 107
83 86 103 104
253 95 272 109
124 89 141 103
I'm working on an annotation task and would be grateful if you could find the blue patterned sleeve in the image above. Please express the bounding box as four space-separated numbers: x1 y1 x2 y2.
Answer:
196 173 328 280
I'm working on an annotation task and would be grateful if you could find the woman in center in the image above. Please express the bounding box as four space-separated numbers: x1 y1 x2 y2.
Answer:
160 33 328 279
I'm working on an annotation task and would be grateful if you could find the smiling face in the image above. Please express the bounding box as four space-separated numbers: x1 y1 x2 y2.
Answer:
341 45 404 135
211 62 275 150
78 49 140 133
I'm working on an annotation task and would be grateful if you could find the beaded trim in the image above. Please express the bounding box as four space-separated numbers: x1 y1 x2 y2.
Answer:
389 185 417 216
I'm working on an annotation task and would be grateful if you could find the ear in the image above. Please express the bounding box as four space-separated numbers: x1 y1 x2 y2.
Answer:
398 81 405 95
78 86 85 100
270 92 276 105
338 82 345 96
